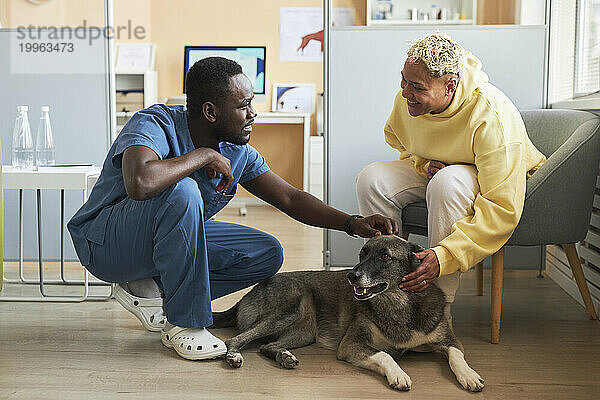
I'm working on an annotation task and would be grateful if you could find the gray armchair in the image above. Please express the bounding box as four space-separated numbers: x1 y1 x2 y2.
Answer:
401 109 600 343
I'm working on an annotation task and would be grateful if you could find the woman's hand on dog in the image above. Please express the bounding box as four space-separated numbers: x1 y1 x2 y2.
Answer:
399 249 440 292
427 160 448 180
351 214 399 238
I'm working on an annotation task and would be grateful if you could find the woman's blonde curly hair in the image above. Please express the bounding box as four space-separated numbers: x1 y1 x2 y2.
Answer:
406 32 466 78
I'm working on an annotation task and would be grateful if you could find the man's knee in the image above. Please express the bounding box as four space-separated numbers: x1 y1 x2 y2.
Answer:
259 233 284 278
164 177 204 211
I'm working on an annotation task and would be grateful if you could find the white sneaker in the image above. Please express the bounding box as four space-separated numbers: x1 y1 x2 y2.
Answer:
114 283 166 332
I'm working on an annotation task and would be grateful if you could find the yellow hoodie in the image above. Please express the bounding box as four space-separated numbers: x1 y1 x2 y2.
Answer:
384 54 546 276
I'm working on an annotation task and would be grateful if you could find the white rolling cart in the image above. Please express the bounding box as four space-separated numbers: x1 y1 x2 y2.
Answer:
0 166 113 302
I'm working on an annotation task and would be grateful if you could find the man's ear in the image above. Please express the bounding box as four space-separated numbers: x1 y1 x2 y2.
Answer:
202 101 217 123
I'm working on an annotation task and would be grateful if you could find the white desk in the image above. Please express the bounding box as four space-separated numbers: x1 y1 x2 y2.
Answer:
1 166 113 302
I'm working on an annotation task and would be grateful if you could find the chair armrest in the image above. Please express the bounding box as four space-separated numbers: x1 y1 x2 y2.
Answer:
508 117 600 245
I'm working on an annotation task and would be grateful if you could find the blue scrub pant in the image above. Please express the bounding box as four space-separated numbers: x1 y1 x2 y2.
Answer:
85 178 284 328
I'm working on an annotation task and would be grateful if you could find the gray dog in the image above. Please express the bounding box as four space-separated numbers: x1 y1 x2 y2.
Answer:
211 235 484 392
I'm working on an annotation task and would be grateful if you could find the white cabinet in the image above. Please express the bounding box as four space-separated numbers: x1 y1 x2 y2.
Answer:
115 70 158 135
366 0 476 26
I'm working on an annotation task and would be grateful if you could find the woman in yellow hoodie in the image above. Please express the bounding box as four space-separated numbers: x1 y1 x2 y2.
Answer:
356 33 546 312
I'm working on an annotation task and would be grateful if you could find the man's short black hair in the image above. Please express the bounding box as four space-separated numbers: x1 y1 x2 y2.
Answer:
185 57 243 120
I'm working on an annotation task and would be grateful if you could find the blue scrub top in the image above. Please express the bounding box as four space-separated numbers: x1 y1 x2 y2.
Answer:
67 104 269 265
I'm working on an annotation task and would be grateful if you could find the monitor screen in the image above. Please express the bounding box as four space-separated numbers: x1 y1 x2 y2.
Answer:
184 46 266 95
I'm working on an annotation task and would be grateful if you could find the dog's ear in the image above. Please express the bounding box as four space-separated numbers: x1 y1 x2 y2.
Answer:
409 252 421 271
409 242 425 254
408 242 424 271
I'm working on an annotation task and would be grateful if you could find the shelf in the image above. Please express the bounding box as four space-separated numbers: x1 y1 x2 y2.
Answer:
368 19 473 26
114 70 157 109
255 112 311 125
366 0 477 27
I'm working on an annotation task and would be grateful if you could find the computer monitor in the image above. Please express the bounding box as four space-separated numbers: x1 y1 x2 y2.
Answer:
184 46 266 94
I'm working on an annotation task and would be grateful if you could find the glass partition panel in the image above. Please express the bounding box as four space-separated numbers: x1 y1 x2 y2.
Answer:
0 0 104 28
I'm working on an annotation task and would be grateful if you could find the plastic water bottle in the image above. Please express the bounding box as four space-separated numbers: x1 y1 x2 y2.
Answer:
35 105 56 166
430 4 438 20
12 105 34 170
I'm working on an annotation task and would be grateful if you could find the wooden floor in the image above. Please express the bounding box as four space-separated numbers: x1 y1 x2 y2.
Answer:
1 206 599 399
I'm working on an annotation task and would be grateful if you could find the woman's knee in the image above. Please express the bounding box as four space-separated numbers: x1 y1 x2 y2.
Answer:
426 165 478 205
356 161 388 198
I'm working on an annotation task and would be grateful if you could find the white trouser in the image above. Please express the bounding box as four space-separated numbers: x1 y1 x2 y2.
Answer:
356 159 479 303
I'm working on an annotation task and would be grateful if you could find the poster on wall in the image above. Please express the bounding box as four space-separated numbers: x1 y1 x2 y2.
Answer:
279 7 354 62
115 43 156 71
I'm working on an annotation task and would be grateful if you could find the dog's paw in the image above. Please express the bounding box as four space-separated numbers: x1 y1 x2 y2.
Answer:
456 367 484 392
276 350 299 369
226 351 244 368
387 371 412 391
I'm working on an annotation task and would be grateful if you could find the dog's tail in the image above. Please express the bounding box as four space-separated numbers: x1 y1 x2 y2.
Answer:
210 302 239 328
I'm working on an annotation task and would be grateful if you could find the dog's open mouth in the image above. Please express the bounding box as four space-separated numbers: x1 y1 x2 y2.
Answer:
352 283 389 300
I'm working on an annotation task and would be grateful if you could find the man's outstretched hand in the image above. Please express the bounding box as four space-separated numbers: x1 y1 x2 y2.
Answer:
399 249 440 292
350 214 399 238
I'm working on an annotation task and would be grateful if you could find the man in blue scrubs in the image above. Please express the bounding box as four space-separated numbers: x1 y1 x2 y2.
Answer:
68 57 398 361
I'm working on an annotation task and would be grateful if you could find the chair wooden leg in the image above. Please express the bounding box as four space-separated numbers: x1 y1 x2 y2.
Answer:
491 248 505 344
562 243 598 320
476 261 484 296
